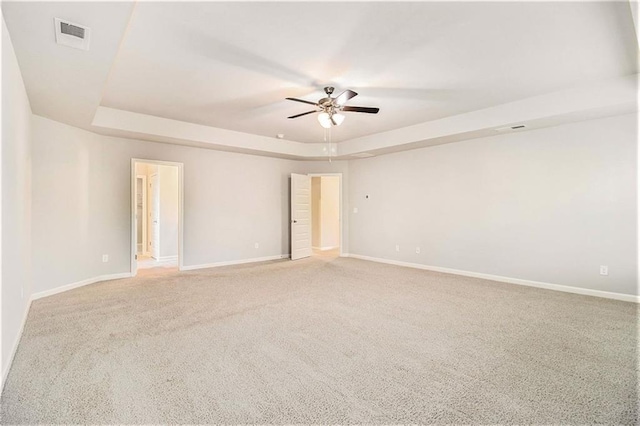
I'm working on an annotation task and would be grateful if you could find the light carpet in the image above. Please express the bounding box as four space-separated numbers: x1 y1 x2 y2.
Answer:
1 255 638 424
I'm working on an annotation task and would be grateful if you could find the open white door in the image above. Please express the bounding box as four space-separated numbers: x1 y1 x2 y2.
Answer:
291 173 312 260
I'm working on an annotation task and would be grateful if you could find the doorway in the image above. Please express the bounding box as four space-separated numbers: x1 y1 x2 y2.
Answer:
290 173 343 260
311 175 341 257
131 159 184 276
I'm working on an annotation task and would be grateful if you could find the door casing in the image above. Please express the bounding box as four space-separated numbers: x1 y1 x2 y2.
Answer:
131 159 184 276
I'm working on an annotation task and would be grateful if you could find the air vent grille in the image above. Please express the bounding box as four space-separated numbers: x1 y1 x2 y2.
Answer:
60 22 85 39
54 18 91 51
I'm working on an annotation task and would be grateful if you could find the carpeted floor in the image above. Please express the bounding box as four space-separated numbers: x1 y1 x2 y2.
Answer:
1 255 638 424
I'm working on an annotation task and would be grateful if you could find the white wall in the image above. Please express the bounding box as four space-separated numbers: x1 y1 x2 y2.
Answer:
158 165 178 259
30 115 348 294
348 114 638 296
1 15 33 385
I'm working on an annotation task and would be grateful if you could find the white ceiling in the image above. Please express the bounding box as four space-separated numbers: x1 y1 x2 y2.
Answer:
2 1 638 157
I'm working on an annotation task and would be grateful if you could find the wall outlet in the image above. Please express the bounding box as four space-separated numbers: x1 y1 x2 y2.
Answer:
254 242 259 249
599 265 608 276
102 254 109 263
353 207 358 213
416 247 421 254
395 245 400 252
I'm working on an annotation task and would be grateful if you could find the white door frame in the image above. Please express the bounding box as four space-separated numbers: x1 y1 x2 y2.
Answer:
131 159 184 276
307 173 344 257
135 174 148 255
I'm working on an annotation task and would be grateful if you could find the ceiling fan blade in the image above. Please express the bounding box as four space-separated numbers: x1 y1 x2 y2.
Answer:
285 97 318 106
342 106 380 114
334 89 358 105
287 110 317 119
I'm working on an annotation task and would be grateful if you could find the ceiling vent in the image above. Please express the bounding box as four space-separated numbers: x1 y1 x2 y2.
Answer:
495 124 527 132
54 18 91 51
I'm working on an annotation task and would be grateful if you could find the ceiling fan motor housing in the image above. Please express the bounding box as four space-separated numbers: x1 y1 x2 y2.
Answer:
320 87 336 111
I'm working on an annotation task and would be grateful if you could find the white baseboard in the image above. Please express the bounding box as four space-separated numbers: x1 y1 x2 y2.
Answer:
348 254 639 303
2 297 32 392
31 272 133 301
156 255 178 262
182 255 289 271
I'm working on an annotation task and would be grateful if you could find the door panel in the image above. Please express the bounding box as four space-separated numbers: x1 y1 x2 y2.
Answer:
291 173 312 260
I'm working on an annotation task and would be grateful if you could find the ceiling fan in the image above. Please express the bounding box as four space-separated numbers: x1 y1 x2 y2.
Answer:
286 87 379 128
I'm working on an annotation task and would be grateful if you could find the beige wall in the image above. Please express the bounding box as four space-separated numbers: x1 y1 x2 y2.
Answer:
134 162 147 176
320 176 340 249
348 113 638 296
311 176 341 250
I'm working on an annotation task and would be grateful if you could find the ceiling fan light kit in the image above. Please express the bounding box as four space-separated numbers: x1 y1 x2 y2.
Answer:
286 86 379 128
318 112 344 129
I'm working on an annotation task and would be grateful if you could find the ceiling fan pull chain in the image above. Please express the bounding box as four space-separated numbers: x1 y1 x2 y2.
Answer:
329 127 332 163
